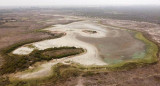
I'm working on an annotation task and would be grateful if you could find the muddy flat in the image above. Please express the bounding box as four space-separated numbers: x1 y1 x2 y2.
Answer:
77 27 145 64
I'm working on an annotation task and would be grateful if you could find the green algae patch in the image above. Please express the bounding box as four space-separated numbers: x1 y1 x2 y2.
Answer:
98 23 159 70
104 58 123 64
132 52 145 59
135 32 158 63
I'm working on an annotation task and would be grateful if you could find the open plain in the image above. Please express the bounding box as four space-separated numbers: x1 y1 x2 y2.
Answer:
0 8 160 86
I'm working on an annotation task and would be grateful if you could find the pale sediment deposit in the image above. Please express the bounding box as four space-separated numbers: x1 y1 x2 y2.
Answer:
12 20 109 79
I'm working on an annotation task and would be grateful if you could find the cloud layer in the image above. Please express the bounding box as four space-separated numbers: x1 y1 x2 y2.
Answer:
1 0 160 7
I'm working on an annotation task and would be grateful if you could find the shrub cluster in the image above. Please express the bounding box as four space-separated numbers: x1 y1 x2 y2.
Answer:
0 46 84 74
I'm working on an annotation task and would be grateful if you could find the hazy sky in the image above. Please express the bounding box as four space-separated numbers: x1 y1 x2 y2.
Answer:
1 0 160 7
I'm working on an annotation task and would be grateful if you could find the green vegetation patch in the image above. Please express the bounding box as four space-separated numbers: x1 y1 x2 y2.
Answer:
135 32 158 63
0 47 84 75
31 47 84 60
0 32 65 75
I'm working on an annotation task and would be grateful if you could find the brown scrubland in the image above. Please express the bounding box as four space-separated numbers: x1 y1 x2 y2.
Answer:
0 8 160 86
